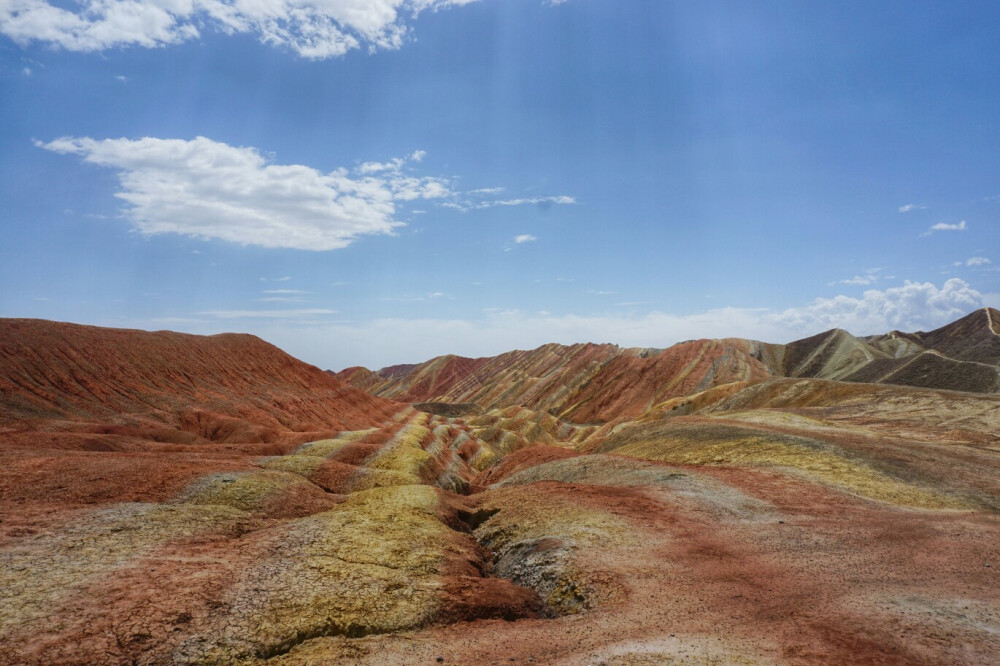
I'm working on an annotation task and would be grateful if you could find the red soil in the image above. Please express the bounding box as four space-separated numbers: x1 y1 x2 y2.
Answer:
344 473 1000 665
0 319 401 444
3 315 999 664
559 338 772 422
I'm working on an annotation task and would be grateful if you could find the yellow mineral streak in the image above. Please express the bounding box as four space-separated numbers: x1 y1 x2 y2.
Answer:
0 503 245 634
615 435 969 510
177 471 313 513
185 485 450 661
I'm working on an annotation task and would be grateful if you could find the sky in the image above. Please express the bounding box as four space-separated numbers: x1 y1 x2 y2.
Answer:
1 0 998 370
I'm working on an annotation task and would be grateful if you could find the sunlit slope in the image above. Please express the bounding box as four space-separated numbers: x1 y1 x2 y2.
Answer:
597 377 1000 510
866 307 1000 365
336 339 774 423
0 318 401 444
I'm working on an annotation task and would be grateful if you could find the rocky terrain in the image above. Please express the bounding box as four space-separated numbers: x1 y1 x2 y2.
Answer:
336 308 1000 411
1 311 999 664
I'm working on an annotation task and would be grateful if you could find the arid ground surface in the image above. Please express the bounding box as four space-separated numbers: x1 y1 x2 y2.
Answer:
2 311 999 664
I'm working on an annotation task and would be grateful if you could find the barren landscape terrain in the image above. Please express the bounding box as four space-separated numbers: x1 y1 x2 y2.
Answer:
2 310 998 664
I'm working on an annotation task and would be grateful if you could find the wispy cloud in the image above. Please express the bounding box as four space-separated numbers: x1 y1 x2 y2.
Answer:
920 220 967 237
357 150 428 175
964 256 991 267
898 203 926 213
450 195 576 212
0 0 480 59
832 275 878 286
39 136 452 251
514 234 537 244
197 308 337 319
262 289 309 294
828 267 886 286
379 292 448 302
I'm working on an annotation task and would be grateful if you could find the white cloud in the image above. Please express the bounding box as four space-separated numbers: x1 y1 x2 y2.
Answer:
357 157 407 174
898 203 926 213
514 234 536 243
262 289 309 294
920 220 967 236
0 0 479 59
38 136 452 251
965 257 991 266
770 279 982 334
834 275 877 286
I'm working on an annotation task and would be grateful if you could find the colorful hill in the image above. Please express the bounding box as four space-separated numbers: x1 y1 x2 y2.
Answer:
333 339 773 423
336 308 1000 420
2 310 999 664
0 318 400 446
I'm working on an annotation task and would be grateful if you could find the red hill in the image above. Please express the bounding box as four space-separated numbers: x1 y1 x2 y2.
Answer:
0 319 400 445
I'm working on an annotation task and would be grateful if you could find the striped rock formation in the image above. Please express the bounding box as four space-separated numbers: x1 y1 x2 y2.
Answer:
336 308 1000 420
2 312 999 664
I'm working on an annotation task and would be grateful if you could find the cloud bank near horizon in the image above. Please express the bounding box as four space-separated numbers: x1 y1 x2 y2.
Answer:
129 278 990 370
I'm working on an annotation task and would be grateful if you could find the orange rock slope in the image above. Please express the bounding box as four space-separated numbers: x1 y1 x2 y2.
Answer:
0 318 401 445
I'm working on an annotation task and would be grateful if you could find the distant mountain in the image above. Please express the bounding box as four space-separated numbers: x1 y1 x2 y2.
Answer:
332 339 774 423
867 307 1000 364
0 319 400 444
334 308 1000 422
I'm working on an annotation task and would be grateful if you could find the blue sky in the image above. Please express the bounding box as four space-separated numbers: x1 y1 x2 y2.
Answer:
1 0 997 370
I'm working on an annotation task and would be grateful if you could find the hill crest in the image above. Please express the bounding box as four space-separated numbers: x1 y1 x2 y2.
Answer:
0 318 400 445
